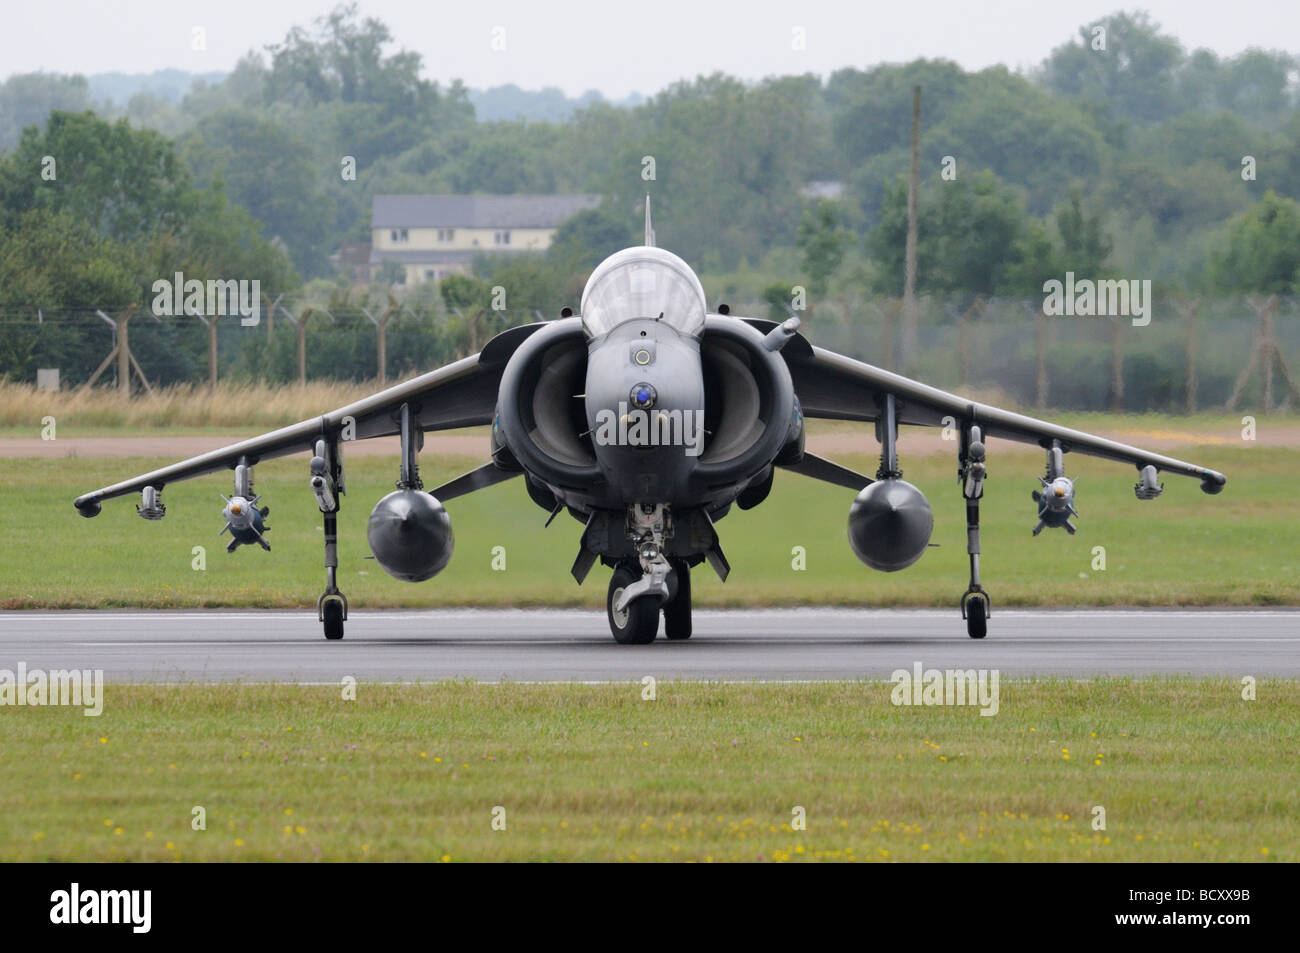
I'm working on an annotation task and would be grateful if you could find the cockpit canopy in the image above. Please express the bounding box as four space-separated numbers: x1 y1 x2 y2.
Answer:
580 247 707 339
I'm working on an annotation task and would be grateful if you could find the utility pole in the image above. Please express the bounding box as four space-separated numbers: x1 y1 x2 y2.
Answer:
902 84 921 372
197 313 219 391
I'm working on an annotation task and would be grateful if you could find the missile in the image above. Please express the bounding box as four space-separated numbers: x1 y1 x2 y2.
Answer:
310 455 337 513
219 495 271 552
962 429 986 500
1031 475 1078 536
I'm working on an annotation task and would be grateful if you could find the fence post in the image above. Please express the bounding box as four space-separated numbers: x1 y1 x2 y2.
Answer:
1174 296 1200 414
117 308 132 398
1108 318 1125 411
1226 294 1297 412
1035 304 1048 411
364 296 400 386
208 314 219 391
297 310 313 385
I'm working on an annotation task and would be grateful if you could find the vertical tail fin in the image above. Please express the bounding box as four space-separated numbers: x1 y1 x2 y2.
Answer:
644 194 655 247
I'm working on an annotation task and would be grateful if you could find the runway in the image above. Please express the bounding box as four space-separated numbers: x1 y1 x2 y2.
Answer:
1 608 1297 682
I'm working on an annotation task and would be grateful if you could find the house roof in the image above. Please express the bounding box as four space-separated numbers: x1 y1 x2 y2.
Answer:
373 194 601 229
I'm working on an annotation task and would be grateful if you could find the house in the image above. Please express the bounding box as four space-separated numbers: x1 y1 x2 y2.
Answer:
368 193 601 285
799 181 845 200
331 241 373 283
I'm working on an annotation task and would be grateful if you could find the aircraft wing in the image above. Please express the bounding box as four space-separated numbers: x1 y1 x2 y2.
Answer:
748 320 1227 492
73 324 544 515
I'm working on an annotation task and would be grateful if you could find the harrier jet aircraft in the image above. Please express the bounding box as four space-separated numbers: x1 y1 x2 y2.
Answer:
75 203 1227 643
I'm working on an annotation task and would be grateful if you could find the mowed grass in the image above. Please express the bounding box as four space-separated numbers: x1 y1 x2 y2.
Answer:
1 440 1295 608
1 679 1294 862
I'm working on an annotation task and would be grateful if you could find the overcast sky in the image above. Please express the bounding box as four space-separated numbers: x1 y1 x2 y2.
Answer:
4 1 1297 98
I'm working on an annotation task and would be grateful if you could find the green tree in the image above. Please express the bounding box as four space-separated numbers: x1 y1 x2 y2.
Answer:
0 73 94 152
181 110 335 276
548 206 637 271
0 209 139 309
1053 187 1113 275
1039 11 1185 123
868 170 1029 296
796 199 852 298
1209 192 1300 294
0 111 193 243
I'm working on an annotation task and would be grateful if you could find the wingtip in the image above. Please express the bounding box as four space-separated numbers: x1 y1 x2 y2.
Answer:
1200 471 1227 495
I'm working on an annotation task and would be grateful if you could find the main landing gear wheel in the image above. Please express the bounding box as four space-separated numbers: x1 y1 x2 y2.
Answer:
963 593 988 640
663 559 692 640
322 597 345 641
607 563 660 644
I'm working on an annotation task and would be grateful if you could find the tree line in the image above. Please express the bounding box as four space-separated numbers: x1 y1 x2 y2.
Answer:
0 5 1298 400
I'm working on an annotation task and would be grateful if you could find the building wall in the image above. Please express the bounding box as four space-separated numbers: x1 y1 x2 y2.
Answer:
372 226 556 252
402 262 472 285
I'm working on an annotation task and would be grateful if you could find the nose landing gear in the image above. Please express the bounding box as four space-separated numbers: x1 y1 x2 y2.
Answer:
605 503 677 644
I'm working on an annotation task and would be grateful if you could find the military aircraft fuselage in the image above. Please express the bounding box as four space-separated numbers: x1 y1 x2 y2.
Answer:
491 248 802 542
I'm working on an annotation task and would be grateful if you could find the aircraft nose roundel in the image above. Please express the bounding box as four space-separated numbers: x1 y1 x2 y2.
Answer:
630 383 657 410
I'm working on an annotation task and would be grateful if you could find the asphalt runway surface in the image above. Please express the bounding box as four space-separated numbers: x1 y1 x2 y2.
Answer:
1 608 1296 682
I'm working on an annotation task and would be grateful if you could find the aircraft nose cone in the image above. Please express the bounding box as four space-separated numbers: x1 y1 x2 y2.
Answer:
1054 486 1066 497
230 503 242 514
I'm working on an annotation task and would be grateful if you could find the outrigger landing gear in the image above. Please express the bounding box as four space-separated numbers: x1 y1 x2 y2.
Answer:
959 425 991 639
311 436 348 641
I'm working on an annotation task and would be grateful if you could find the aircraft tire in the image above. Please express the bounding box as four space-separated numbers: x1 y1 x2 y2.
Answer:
323 599 345 641
663 560 692 640
964 595 987 640
607 564 660 644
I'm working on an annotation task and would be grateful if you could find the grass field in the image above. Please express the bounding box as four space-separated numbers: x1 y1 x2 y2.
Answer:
1 679 1293 862
0 379 383 432
1 439 1295 608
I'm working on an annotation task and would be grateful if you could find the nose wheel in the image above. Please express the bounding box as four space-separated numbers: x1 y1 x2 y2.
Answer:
607 562 661 644
663 558 692 640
